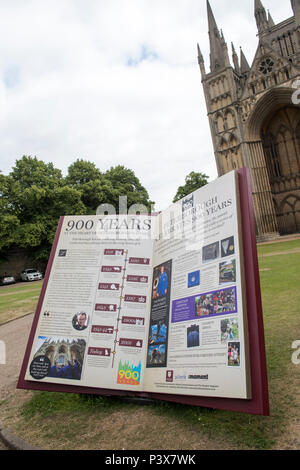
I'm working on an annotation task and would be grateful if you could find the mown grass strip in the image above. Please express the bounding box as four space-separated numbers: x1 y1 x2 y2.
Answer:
0 282 42 325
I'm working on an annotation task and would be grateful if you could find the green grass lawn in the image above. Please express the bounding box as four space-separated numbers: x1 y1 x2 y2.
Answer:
257 238 300 255
0 281 43 325
1 240 300 450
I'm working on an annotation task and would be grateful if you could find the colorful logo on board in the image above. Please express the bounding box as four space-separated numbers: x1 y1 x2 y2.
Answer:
117 360 141 386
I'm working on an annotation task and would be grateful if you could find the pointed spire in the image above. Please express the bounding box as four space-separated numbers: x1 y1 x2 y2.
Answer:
240 47 250 75
207 0 219 35
254 0 269 34
291 0 300 26
197 43 204 63
197 43 206 79
291 0 300 14
268 10 275 27
219 29 231 67
255 0 265 10
223 40 231 68
232 43 240 74
207 0 227 72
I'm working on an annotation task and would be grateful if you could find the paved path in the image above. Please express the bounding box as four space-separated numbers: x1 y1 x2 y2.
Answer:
0 437 8 450
0 314 33 397
0 314 34 450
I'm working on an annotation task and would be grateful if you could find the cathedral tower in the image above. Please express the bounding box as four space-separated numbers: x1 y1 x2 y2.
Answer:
199 1 300 239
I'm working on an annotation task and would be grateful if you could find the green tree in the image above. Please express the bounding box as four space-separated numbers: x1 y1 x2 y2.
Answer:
0 172 20 251
1 157 85 260
66 160 154 214
66 159 102 186
173 171 209 203
10 155 64 191
66 159 115 214
104 165 154 212
0 157 154 262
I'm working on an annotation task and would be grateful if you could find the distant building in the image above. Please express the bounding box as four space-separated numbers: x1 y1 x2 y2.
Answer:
199 1 300 239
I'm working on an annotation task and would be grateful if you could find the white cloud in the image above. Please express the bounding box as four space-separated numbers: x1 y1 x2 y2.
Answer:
0 0 294 210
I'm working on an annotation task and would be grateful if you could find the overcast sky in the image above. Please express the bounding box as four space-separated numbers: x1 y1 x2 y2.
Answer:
0 0 293 211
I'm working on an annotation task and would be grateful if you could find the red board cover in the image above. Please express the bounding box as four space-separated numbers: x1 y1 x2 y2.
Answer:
17 168 269 416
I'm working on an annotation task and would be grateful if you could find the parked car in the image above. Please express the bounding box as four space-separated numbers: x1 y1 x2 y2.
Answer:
0 274 16 286
21 269 43 282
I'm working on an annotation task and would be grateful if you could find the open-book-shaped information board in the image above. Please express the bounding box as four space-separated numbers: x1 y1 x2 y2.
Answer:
18 168 270 416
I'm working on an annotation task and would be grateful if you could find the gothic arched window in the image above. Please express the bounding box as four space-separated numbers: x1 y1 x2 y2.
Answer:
225 110 236 130
280 195 300 234
262 106 300 181
216 114 225 133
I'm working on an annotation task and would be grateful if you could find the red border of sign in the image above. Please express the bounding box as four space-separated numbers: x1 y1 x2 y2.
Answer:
17 168 270 416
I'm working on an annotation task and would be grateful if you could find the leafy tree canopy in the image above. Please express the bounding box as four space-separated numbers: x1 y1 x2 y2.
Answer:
65 160 154 214
0 156 154 261
173 171 209 203
104 165 154 212
66 159 102 186
10 155 63 191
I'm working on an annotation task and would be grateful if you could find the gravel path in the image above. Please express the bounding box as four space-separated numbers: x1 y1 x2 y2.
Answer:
0 437 8 449
0 314 33 397
0 314 34 450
